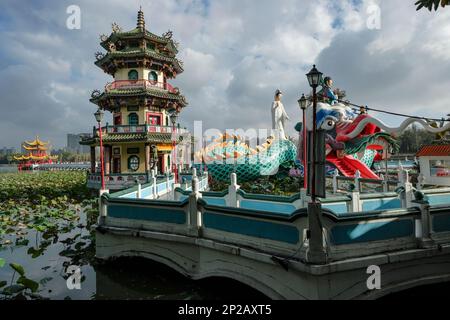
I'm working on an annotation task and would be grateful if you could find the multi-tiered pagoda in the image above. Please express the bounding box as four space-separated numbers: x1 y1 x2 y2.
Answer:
14 136 58 170
81 9 189 189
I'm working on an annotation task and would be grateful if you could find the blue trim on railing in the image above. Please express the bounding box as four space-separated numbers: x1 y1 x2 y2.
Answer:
433 213 450 233
203 212 299 244
108 204 186 224
322 202 348 215
362 198 402 212
203 197 227 206
121 191 138 199
427 193 450 206
240 200 296 215
330 219 414 245
141 187 152 198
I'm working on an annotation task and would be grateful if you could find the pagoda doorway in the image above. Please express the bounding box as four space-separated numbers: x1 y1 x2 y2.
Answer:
157 154 164 174
112 157 121 174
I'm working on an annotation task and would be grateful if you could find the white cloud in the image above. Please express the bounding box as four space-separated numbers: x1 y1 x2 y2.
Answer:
1 0 450 149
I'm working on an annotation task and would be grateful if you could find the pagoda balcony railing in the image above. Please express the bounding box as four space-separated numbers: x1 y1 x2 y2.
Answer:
87 172 173 190
105 80 178 94
90 124 189 137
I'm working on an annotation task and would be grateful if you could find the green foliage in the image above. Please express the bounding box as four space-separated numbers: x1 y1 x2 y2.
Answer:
415 0 449 11
9 263 25 276
1 262 41 297
0 171 98 300
397 125 435 153
210 175 302 196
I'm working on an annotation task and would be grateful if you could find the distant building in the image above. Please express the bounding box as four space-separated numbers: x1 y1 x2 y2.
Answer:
14 136 58 170
416 143 450 186
67 134 90 153
0 147 16 155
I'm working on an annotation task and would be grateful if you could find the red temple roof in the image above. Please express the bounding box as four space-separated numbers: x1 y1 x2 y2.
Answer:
416 144 450 157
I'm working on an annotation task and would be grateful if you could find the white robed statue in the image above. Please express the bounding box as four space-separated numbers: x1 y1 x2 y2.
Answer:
271 89 290 140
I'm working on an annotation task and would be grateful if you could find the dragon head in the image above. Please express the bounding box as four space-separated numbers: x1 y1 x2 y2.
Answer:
304 102 398 161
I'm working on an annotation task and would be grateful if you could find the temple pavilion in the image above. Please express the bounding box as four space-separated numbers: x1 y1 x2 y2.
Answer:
81 9 189 190
14 136 58 170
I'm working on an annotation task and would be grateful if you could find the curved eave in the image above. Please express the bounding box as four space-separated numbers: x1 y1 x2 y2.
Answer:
80 132 184 146
100 29 178 54
90 88 188 106
23 146 48 151
95 50 183 74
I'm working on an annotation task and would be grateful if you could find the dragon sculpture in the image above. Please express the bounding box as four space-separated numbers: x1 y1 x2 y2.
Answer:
194 133 297 182
298 102 450 179
194 103 450 183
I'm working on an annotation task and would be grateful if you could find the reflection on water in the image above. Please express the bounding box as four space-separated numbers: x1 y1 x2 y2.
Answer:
0 208 267 300
96 258 268 300
2 207 448 300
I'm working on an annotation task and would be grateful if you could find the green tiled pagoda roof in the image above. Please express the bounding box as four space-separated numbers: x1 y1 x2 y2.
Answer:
80 132 182 146
101 28 177 50
90 87 188 105
95 48 183 73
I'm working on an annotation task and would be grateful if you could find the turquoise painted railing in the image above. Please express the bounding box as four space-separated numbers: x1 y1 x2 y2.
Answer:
174 185 450 216
110 175 176 200
99 169 450 261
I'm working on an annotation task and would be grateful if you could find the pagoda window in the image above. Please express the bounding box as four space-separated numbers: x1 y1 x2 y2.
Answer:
128 70 139 81
148 71 158 84
128 113 139 126
128 155 140 172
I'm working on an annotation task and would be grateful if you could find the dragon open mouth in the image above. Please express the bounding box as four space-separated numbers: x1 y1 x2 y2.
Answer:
331 114 399 160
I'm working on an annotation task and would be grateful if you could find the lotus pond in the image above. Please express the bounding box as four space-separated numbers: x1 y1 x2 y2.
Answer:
0 171 266 300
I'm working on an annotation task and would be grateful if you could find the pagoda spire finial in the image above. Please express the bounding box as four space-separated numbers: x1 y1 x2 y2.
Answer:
137 7 145 30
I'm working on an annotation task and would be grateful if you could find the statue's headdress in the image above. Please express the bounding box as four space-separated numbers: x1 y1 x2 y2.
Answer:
323 77 332 87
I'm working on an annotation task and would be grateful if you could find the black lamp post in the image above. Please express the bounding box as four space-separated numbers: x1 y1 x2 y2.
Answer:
304 65 327 264
170 111 179 183
306 65 323 202
94 108 105 190
298 94 308 190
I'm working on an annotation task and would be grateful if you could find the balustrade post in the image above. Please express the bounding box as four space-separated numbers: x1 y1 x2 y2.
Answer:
299 188 308 209
413 197 435 249
403 170 414 208
380 174 389 193
151 169 157 198
227 173 240 208
188 174 202 236
136 179 142 198
349 190 362 213
98 189 109 226
332 169 339 194
166 170 171 192
417 173 425 191
354 170 361 193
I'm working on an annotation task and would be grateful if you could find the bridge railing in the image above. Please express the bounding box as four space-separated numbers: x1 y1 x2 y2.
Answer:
98 171 450 263
326 169 399 194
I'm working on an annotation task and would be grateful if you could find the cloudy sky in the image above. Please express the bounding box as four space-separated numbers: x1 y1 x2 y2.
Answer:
1 0 449 149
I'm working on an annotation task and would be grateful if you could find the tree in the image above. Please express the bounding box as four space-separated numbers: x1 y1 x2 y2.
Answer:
397 125 435 153
415 0 449 11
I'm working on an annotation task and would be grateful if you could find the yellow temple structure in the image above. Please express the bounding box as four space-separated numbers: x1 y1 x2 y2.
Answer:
14 136 58 170
81 9 190 190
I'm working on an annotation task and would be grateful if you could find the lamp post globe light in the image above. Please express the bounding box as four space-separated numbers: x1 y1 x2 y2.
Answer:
306 64 323 88
94 108 105 190
297 94 308 190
